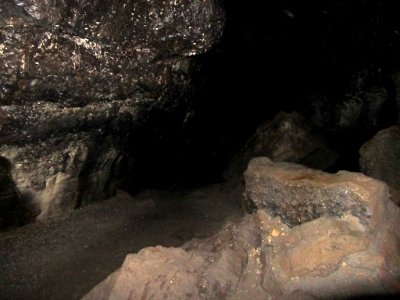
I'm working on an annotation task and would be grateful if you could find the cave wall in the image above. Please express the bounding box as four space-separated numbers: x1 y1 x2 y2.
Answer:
2 0 400 228
0 0 224 227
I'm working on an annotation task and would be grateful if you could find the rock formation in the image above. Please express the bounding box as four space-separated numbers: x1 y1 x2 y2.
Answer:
360 126 400 205
244 157 373 226
243 112 337 171
223 112 337 181
83 158 400 299
0 0 224 227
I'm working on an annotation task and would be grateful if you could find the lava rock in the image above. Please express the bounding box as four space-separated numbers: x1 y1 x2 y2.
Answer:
360 126 400 205
82 214 262 300
0 0 224 104
0 0 224 225
243 157 386 227
260 207 400 299
83 166 400 299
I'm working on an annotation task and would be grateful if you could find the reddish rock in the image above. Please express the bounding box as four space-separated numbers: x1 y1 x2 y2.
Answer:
83 214 263 300
83 160 400 299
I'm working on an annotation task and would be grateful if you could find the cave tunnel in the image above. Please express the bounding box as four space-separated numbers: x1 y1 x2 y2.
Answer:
0 0 400 299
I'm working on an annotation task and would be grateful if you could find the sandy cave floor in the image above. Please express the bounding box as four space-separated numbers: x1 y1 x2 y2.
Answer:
0 181 244 300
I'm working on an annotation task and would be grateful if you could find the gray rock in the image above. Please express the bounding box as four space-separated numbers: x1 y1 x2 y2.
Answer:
360 125 400 205
0 0 224 227
243 112 337 170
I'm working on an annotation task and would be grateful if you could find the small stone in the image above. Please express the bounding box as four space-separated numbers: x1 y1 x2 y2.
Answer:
271 228 281 237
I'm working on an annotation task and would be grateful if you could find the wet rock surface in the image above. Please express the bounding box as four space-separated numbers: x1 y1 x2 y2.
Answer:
360 126 400 205
0 0 224 227
84 162 400 300
0 0 223 104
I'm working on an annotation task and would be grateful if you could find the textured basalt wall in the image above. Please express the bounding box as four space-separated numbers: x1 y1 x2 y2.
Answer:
0 0 224 227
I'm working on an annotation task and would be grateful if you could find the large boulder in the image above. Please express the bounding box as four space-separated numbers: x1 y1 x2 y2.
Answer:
84 159 400 299
243 157 400 297
360 126 400 205
243 112 337 170
83 214 262 300
244 157 377 227
0 0 224 226
224 112 337 180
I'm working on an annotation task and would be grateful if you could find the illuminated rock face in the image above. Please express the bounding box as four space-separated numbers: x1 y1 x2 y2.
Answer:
243 157 377 227
83 160 400 299
0 0 224 226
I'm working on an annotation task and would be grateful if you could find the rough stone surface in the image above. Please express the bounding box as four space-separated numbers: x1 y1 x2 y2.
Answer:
244 157 379 227
0 0 223 104
84 163 400 300
83 214 262 300
360 126 400 205
0 0 224 227
261 209 400 299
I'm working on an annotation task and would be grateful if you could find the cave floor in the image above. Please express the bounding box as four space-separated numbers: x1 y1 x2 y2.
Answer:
0 180 244 300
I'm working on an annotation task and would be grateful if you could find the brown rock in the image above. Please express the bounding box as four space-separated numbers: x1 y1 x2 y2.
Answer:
83 214 263 300
360 126 400 205
243 157 388 227
84 247 206 300
260 210 400 298
84 161 400 299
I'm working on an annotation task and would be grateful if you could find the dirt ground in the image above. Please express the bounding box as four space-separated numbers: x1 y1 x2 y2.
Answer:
0 180 244 300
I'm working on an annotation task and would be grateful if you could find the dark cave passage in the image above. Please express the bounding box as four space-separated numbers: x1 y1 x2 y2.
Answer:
133 0 400 190
1 1 400 299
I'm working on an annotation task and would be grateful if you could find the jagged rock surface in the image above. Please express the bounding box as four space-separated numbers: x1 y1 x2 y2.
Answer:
83 160 400 299
243 157 378 227
360 126 400 205
0 0 224 227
